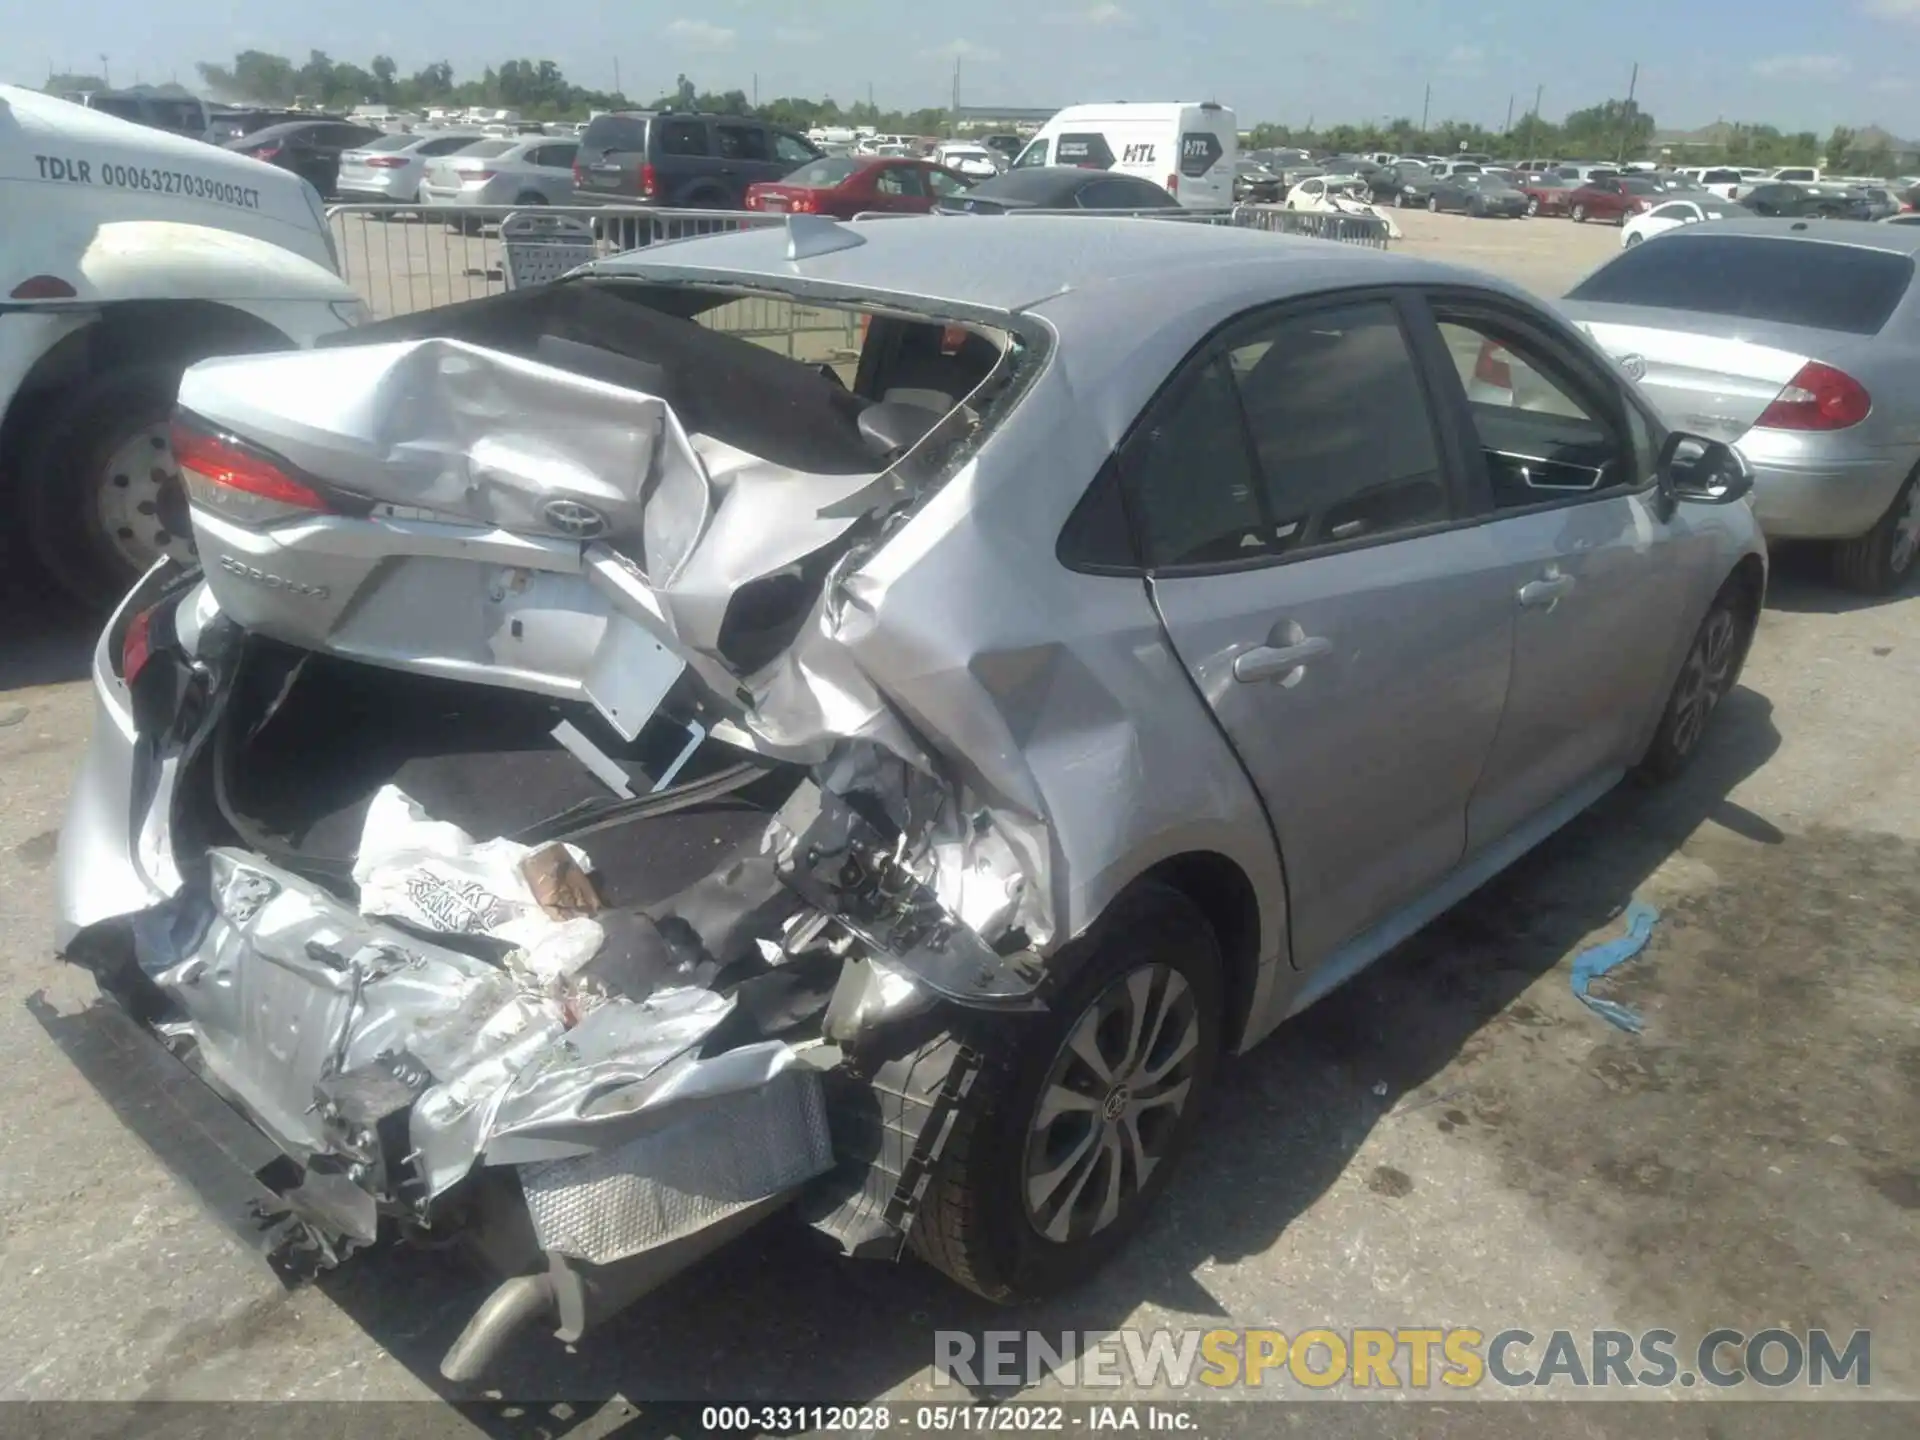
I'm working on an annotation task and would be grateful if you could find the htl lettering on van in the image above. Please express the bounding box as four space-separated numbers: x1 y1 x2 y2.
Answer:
1014 102 1236 209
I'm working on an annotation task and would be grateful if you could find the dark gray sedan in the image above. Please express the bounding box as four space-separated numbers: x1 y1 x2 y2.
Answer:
1431 171 1530 218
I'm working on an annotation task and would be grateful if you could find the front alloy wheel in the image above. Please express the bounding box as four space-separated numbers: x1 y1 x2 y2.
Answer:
1572 202 1588 222
1428 194 1440 213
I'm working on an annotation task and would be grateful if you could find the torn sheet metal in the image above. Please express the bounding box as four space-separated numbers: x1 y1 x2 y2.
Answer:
179 326 1063 960
137 848 741 1203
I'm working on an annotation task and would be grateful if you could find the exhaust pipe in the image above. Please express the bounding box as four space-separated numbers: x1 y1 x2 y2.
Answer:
439 1272 557 1384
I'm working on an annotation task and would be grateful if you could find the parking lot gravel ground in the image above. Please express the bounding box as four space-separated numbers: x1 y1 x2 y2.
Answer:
0 212 1914 1433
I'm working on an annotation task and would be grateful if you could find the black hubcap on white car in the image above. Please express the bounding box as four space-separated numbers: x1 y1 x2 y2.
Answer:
1023 964 1200 1244
96 423 195 574
1670 608 1739 757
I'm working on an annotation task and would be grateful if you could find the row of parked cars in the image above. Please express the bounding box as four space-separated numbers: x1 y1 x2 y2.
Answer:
1254 151 1920 229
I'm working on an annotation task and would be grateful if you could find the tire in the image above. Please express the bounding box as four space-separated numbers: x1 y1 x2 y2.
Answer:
513 190 546 206
1833 468 1920 595
1572 203 1588 223
1526 196 1541 216
1396 191 1411 209
1428 194 1440 213
19 364 194 610
1625 232 1643 247
1638 579 1757 781
910 884 1224 1303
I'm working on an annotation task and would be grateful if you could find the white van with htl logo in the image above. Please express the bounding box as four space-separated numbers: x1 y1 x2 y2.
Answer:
1011 102 1237 209
0 84 365 608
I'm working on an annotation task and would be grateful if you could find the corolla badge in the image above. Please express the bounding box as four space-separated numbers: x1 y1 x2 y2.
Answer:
1619 353 1648 381
542 498 608 538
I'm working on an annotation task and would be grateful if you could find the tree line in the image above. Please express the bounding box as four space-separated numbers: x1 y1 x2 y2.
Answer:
46 52 1905 176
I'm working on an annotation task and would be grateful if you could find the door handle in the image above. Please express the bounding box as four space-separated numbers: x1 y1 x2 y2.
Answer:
1233 635 1332 684
1517 573 1576 609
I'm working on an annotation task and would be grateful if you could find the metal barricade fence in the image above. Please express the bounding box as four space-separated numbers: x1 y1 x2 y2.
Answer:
327 200 1391 350
1229 204 1394 248
327 203 858 359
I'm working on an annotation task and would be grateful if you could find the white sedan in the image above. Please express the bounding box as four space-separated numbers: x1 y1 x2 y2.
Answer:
1621 196 1744 247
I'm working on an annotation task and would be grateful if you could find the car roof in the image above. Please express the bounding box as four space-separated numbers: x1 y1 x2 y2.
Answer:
592 213 1481 314
1661 216 1920 256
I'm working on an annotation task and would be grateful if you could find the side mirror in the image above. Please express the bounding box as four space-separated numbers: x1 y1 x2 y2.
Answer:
1658 433 1755 505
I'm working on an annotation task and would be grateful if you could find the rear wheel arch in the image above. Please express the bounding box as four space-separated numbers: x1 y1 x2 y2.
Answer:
1094 851 1264 1051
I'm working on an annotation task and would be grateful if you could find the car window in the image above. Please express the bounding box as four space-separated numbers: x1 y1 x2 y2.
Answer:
1013 139 1049 168
582 115 647 153
1436 317 1635 505
773 131 817 165
885 165 927 197
88 95 144 120
419 135 479 157
927 167 970 197
1125 359 1269 569
1221 302 1449 553
1649 202 1690 219
717 124 769 162
790 158 861 186
874 166 913 196
1055 133 1115 169
148 99 205 132
657 119 710 157
1570 235 1914 335
534 144 576 168
455 140 515 159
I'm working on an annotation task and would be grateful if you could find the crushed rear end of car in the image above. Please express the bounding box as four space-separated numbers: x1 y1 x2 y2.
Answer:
50 263 1060 1379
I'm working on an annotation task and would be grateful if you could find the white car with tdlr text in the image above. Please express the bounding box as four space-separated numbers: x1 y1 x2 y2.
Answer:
0 84 364 607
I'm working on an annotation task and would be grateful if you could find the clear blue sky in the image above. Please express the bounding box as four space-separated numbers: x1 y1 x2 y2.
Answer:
26 0 1920 135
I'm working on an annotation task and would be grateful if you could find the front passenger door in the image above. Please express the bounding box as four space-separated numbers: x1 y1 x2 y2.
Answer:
1137 297 1517 970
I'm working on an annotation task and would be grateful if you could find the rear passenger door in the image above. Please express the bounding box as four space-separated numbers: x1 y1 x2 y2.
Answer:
1422 293 1689 855
653 118 714 203
716 122 778 201
1136 295 1517 970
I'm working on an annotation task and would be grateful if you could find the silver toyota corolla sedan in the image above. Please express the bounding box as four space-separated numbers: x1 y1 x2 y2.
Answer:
1562 218 1920 592
52 216 1763 1379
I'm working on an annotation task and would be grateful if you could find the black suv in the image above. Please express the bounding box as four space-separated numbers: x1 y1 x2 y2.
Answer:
574 111 822 208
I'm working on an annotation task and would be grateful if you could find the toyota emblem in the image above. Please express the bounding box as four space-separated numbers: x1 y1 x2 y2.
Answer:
1620 353 1647 382
542 498 608 538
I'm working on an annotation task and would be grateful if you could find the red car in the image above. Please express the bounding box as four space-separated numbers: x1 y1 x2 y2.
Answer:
1516 172 1578 217
745 156 975 217
1567 174 1666 225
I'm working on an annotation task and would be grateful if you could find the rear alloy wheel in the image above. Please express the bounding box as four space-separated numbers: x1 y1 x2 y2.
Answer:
1397 191 1411 208
1833 469 1920 595
910 884 1222 1303
1428 194 1440 213
1572 202 1588 222
1639 582 1755 780
1526 196 1541 216
513 190 545 206
20 364 195 609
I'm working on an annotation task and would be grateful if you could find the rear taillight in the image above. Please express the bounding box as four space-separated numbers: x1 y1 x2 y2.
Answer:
120 606 156 686
1756 362 1872 431
365 156 406 169
572 161 586 184
1166 173 1179 195
640 162 658 199
1473 341 1515 390
463 169 498 183
250 144 281 161
791 191 817 213
172 418 330 525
